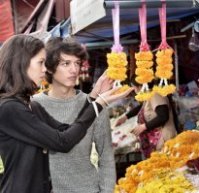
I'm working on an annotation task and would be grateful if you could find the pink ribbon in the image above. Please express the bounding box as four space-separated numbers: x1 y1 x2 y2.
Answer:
139 1 150 51
158 0 170 49
111 2 123 53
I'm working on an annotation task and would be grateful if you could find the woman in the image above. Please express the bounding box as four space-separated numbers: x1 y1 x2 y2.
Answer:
33 37 116 193
0 34 133 193
115 79 177 158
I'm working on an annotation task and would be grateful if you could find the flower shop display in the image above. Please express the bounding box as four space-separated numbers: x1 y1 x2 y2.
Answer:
114 130 199 193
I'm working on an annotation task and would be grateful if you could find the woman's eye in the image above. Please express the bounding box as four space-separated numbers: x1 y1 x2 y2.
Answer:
39 60 45 65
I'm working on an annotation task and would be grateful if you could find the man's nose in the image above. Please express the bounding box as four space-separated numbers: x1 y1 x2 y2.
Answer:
69 63 78 73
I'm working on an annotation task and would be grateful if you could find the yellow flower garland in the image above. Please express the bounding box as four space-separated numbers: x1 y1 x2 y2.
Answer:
107 52 128 81
153 48 176 96
134 51 154 102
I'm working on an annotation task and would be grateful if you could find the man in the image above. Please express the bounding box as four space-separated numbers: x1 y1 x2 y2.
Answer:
33 37 116 193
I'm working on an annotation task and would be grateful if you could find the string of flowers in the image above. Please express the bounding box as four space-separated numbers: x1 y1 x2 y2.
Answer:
153 1 176 96
106 2 130 94
134 1 154 102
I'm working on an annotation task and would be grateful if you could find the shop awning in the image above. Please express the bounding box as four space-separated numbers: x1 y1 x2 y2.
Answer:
70 0 199 44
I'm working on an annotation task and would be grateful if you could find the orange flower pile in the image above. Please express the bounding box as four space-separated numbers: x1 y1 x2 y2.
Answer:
162 130 199 168
114 130 199 193
153 48 176 96
134 51 154 102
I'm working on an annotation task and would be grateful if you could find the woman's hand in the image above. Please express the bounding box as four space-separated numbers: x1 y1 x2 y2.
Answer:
95 87 134 107
115 115 128 127
90 71 114 99
132 124 147 137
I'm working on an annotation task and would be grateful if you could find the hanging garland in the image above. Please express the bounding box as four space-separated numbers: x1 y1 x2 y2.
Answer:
106 2 130 94
134 2 154 102
153 1 176 96
107 52 127 81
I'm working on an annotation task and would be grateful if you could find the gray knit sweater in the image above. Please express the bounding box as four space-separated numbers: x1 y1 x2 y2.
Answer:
32 90 116 193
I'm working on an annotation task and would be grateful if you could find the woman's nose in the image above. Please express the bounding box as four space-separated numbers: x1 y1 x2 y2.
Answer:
42 64 47 72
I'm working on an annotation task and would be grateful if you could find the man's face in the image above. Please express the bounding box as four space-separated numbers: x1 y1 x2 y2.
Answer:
52 53 81 88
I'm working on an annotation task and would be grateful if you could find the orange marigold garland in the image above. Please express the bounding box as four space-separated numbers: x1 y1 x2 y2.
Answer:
153 2 176 96
134 2 154 102
135 51 154 101
107 52 128 82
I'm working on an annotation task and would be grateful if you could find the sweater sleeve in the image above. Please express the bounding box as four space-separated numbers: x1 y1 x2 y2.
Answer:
94 108 116 193
0 99 101 153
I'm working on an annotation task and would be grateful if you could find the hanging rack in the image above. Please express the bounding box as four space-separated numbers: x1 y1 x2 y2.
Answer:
104 0 199 9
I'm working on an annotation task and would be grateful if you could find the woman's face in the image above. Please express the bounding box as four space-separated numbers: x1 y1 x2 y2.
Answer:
52 53 81 88
27 48 46 86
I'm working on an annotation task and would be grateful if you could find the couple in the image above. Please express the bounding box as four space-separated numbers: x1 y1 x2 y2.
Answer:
0 35 133 193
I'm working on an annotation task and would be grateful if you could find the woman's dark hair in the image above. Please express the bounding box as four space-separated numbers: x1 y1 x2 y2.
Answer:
0 34 45 101
45 37 88 83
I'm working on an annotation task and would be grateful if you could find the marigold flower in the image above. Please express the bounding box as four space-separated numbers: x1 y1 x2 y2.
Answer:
135 51 153 61
136 61 153 68
154 48 176 97
115 131 199 193
107 52 128 80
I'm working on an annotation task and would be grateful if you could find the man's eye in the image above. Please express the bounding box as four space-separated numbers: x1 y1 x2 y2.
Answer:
75 62 81 66
61 62 70 66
